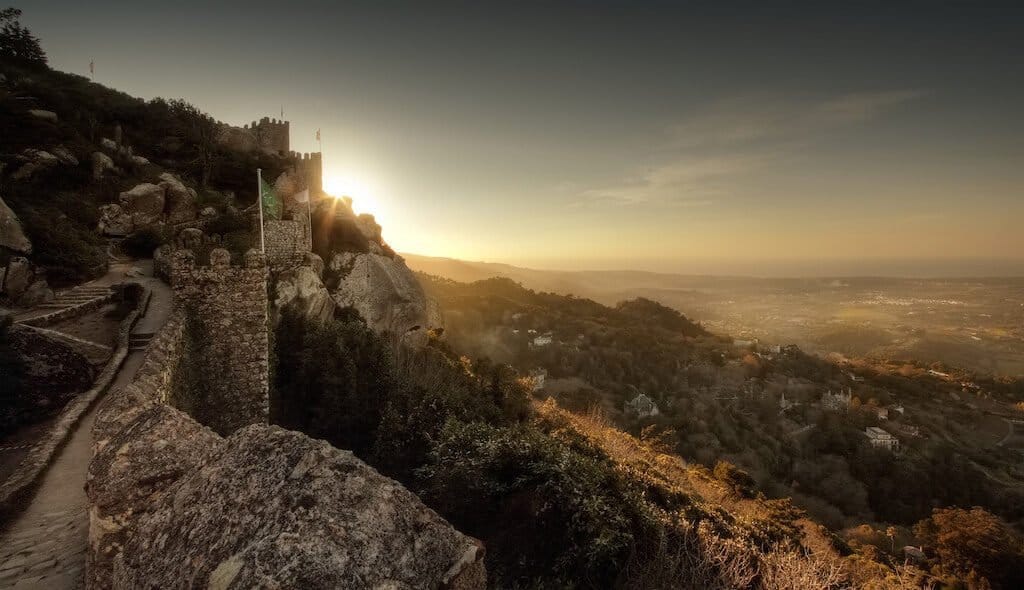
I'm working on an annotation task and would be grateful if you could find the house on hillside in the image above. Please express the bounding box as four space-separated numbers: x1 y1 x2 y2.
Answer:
865 427 899 451
821 388 852 411
626 393 660 418
528 368 547 392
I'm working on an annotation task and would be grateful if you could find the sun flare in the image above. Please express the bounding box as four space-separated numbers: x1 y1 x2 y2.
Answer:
323 173 383 219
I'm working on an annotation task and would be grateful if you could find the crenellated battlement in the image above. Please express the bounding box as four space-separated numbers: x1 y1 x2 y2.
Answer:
240 116 290 153
168 248 269 435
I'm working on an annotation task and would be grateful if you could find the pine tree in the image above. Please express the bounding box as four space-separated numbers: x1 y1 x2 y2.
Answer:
0 8 47 66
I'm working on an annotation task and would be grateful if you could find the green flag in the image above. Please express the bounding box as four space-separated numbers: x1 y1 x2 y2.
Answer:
260 178 281 220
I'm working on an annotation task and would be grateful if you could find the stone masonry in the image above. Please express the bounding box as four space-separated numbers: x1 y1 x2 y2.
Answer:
169 248 269 434
264 219 309 270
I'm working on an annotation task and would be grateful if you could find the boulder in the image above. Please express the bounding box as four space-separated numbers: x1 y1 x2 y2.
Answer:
158 173 197 224
100 137 117 151
97 204 134 236
199 206 217 219
28 109 58 123
177 227 204 250
11 149 59 180
327 251 438 349
51 145 79 166
106 424 485 589
19 277 53 306
0 195 32 254
118 183 165 227
91 151 115 179
130 155 149 166
274 264 335 327
2 256 33 299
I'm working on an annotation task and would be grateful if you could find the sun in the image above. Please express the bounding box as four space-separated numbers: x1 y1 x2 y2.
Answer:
323 173 383 219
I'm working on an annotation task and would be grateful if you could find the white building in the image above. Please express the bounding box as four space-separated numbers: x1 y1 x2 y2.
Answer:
532 333 553 347
865 427 899 451
528 368 547 392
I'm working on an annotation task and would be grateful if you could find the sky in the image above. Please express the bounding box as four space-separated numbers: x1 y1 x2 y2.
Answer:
23 1 1024 276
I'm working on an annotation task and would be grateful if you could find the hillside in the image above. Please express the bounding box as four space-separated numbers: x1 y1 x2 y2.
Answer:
417 271 1024 587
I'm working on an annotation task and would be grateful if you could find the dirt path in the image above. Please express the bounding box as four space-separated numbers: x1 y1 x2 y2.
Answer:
0 264 172 589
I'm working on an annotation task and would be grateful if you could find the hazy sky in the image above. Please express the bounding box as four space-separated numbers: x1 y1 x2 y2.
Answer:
24 1 1024 275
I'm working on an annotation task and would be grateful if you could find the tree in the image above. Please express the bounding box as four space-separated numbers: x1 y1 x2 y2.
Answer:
913 507 1024 589
168 99 220 188
0 8 46 66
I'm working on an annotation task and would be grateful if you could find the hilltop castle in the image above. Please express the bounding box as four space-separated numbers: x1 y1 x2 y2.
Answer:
216 116 323 193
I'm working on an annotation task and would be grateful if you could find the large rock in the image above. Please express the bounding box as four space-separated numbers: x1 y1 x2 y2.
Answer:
105 424 485 589
0 195 32 254
19 276 53 306
51 145 79 166
118 183 165 227
158 172 197 224
97 203 133 236
11 149 59 180
274 263 335 327
91 151 115 179
356 213 382 242
28 109 58 123
2 256 33 299
327 252 439 348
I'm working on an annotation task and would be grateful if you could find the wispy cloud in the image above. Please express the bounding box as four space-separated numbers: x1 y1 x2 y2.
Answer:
576 90 927 206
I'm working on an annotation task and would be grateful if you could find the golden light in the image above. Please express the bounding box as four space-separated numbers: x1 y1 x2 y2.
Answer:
323 172 384 220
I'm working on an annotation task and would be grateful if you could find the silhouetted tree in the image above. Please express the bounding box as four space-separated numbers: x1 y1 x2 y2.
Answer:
0 8 46 66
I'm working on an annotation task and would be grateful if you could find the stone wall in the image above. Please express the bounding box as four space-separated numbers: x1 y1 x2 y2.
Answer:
246 117 289 153
263 219 309 270
287 150 323 193
169 248 269 435
87 309 486 589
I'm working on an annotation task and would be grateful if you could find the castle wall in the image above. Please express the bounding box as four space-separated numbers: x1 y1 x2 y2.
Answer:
170 248 269 434
245 117 289 153
263 219 309 270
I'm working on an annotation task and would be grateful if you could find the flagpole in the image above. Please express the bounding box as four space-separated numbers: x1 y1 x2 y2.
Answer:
257 168 266 253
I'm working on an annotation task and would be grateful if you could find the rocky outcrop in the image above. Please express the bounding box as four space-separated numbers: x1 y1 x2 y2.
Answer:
0 195 32 254
118 183 165 227
97 204 133 237
326 251 439 348
100 175 199 236
11 148 59 180
1 257 52 305
158 172 197 224
103 424 485 589
273 253 335 326
91 151 115 180
28 109 57 123
88 308 485 589
51 145 79 166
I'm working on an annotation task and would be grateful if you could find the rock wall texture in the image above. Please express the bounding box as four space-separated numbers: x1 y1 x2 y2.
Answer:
87 312 485 589
170 248 269 435
263 219 308 270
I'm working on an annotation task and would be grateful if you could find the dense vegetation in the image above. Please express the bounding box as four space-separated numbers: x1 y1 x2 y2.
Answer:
0 15 284 284
406 272 1024 588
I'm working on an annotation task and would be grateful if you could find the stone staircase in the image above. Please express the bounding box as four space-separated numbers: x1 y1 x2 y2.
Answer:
37 285 114 310
129 331 155 352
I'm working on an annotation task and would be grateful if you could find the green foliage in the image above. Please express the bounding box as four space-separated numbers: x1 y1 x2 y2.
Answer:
0 8 46 67
418 420 656 587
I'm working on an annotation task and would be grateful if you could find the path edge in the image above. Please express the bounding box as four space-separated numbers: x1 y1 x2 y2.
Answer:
0 284 152 528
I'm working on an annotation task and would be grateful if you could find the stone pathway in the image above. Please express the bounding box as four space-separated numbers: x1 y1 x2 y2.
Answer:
0 264 172 589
